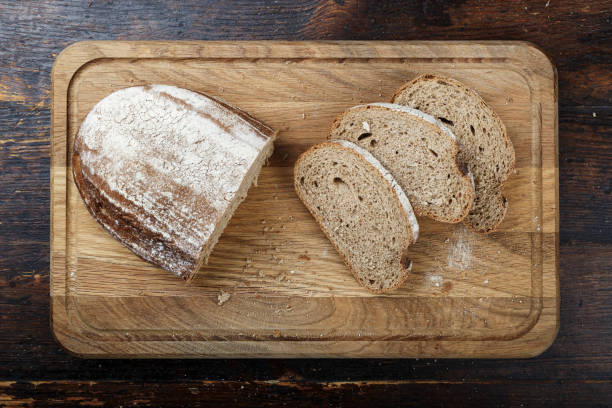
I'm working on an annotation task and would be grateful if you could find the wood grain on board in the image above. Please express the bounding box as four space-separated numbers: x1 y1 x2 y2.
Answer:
50 41 558 358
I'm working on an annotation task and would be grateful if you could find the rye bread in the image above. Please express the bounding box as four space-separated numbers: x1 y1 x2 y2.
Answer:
392 74 515 233
73 85 276 280
329 103 474 223
294 140 419 293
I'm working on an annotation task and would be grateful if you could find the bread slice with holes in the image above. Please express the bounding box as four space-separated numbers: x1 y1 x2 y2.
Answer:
392 74 515 233
329 103 474 223
294 140 419 293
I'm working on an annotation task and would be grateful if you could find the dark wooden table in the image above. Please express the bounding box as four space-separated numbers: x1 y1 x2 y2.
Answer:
1 1 610 406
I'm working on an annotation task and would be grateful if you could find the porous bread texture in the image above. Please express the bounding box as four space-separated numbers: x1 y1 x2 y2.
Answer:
392 74 515 233
294 140 418 293
329 103 473 224
73 84 276 280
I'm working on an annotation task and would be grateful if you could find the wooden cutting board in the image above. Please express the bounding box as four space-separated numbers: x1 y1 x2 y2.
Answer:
50 41 558 358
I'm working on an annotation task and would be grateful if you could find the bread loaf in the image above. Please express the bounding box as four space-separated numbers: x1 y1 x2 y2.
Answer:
73 85 276 280
294 140 418 292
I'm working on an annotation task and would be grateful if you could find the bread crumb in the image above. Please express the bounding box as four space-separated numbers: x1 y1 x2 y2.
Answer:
257 269 265 278
273 330 281 338
429 275 443 288
593 112 597 117
289 270 295 274
289 215 294 221
298 254 311 261
261 219 266 224
483 279 489 284
302 113 305 119
217 290 231 305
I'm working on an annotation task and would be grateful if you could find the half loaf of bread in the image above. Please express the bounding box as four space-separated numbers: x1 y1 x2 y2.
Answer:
392 74 515 233
73 85 277 280
294 140 419 292
329 103 474 223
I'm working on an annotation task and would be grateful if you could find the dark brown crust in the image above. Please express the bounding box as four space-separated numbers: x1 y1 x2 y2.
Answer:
391 73 516 233
72 152 197 280
328 104 474 224
201 91 277 139
293 142 416 294
72 85 277 280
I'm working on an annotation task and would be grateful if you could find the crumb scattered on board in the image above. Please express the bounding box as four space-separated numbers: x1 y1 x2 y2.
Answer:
428 274 443 288
217 290 231 306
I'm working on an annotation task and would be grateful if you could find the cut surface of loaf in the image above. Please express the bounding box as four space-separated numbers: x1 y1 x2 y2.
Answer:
392 74 515 233
329 103 473 223
294 140 419 293
73 85 276 280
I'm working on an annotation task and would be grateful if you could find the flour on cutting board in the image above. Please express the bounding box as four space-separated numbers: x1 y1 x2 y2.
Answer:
447 225 472 270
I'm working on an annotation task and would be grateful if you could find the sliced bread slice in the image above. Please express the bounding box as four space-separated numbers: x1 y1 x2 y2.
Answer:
294 140 419 293
392 74 515 233
329 103 474 223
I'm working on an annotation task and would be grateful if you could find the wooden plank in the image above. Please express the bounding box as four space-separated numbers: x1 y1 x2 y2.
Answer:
49 41 558 358
1 380 611 408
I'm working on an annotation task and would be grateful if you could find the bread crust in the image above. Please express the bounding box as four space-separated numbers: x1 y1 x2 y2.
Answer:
328 104 474 224
391 74 516 233
72 151 199 278
293 141 417 293
72 85 276 280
